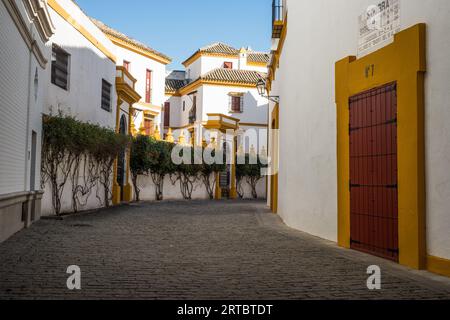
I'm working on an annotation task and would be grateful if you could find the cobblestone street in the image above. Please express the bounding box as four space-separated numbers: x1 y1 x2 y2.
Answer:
0 200 449 300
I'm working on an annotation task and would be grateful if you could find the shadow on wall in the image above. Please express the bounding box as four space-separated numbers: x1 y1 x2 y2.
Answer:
41 44 121 216
44 44 118 130
241 91 267 121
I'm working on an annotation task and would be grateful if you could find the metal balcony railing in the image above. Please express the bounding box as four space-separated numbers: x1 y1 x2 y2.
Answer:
272 0 284 39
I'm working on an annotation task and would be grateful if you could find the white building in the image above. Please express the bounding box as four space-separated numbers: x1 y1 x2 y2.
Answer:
0 0 54 242
42 0 141 213
164 43 270 199
267 0 450 277
92 19 172 139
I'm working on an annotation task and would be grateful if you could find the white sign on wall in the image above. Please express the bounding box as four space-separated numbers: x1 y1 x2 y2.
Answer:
358 0 401 57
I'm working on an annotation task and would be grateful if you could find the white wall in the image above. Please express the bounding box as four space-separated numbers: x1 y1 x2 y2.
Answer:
187 55 266 79
165 95 182 128
137 175 210 201
115 46 166 108
45 0 117 129
0 0 48 195
202 85 267 124
41 0 118 215
271 0 450 259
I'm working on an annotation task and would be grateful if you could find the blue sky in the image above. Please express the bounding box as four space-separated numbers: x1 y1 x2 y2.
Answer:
76 0 272 70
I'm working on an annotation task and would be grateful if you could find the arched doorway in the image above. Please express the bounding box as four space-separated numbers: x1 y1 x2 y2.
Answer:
117 115 127 202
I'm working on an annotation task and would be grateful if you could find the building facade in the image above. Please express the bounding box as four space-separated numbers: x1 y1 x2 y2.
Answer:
267 0 450 277
164 43 270 199
0 0 54 242
92 19 172 140
41 0 143 212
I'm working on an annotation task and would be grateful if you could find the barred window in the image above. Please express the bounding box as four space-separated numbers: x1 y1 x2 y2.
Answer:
229 93 244 113
101 79 112 112
51 44 70 90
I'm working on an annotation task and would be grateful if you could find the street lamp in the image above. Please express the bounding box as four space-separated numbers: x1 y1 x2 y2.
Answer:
256 79 279 103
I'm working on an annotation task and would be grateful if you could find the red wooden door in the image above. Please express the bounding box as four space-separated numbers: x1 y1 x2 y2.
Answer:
349 82 399 262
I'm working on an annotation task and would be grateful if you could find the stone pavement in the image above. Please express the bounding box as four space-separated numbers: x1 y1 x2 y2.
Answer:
0 200 449 300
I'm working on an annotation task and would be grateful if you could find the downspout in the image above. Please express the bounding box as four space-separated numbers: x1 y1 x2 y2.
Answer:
24 16 36 192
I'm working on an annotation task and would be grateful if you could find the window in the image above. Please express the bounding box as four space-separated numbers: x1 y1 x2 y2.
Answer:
224 62 233 69
101 79 112 112
189 96 197 124
164 102 170 127
229 94 244 113
123 60 130 71
51 44 70 90
145 69 152 103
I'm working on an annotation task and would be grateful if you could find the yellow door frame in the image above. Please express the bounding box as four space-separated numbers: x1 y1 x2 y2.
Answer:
335 24 426 269
270 104 279 214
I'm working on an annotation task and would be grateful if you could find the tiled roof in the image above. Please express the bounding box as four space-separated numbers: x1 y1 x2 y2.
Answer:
248 52 271 64
183 42 270 67
200 68 266 85
198 42 239 55
91 18 172 63
166 79 187 92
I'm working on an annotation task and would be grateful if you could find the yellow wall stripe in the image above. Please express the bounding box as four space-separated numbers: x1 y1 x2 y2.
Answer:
427 256 450 278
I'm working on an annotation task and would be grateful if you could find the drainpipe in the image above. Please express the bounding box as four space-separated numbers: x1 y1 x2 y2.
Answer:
24 17 36 192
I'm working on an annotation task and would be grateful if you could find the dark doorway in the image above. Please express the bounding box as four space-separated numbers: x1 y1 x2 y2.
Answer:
117 115 127 202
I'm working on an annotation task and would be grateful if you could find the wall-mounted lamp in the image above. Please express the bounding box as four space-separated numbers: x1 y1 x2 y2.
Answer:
256 79 279 103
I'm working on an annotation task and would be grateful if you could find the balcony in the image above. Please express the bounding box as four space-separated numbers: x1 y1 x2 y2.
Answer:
116 66 141 104
272 0 285 39
204 113 240 132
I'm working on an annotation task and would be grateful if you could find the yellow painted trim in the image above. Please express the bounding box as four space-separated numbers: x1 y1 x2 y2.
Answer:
427 256 450 278
335 24 427 269
240 123 268 128
183 52 238 68
207 113 240 123
178 79 257 96
215 172 222 200
123 107 133 202
267 14 288 91
112 96 122 205
108 36 171 65
165 91 181 97
247 61 268 68
143 109 159 117
47 0 117 63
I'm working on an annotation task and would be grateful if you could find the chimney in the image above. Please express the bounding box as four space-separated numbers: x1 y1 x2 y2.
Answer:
238 47 248 70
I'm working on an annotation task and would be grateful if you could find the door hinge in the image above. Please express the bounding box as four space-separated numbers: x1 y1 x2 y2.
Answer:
385 184 398 189
387 248 399 254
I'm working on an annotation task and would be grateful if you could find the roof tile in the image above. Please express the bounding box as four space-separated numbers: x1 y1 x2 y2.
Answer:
91 18 171 63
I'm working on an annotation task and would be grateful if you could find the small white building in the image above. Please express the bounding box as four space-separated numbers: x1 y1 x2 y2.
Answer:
164 43 270 199
0 0 54 242
165 43 269 147
267 0 450 277
92 19 172 139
